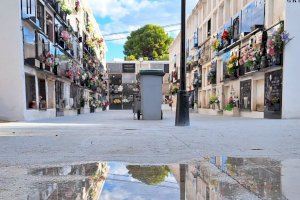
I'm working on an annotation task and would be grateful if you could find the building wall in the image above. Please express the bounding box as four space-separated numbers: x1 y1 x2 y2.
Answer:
169 0 297 118
0 0 107 121
282 1 300 118
0 0 26 121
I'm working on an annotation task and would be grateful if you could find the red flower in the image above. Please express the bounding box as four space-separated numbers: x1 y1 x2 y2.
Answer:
222 30 229 41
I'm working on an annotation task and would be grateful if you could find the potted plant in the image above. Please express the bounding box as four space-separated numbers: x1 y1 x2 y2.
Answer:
209 95 219 110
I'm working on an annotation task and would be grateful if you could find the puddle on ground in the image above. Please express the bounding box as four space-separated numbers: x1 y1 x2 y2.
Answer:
26 157 300 200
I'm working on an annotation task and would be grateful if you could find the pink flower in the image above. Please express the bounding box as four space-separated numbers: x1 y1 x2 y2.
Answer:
61 31 70 41
268 48 275 57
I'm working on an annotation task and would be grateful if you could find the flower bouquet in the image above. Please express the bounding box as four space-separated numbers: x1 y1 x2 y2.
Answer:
227 54 238 76
61 30 71 42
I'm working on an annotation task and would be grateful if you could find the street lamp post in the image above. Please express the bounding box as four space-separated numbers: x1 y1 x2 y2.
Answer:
175 0 190 126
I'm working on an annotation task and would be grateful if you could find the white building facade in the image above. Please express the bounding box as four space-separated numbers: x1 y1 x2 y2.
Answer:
169 0 300 119
0 0 108 121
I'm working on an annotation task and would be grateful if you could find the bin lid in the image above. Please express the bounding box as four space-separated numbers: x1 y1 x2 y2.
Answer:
139 69 165 76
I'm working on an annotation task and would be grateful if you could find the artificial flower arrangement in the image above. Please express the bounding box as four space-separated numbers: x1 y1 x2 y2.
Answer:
86 23 94 33
65 68 73 79
170 83 179 95
209 95 219 105
83 53 89 63
239 37 263 72
61 30 71 42
96 37 104 46
44 51 55 68
86 38 96 48
113 98 122 104
227 53 239 76
212 37 222 52
89 97 100 108
267 23 292 66
221 27 232 47
224 97 235 111
65 61 75 79
57 0 73 15
75 0 80 12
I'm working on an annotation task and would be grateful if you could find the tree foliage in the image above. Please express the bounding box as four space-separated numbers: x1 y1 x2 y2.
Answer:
124 24 173 61
126 165 170 185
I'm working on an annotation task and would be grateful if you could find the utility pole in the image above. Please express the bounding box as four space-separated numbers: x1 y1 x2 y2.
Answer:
176 0 190 126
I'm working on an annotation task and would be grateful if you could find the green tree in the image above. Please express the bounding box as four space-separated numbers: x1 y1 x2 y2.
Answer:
124 24 173 61
125 55 137 61
126 165 170 185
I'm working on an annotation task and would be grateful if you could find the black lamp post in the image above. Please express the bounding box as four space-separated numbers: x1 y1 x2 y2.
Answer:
175 0 190 126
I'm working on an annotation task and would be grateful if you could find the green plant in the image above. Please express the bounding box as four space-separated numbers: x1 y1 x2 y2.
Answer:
124 24 173 60
126 165 170 185
225 103 234 111
209 96 219 105
58 0 73 15
86 23 94 33
171 85 179 95
244 60 254 70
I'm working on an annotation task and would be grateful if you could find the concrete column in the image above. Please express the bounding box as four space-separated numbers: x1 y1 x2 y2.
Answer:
264 0 274 28
0 0 26 121
282 1 300 118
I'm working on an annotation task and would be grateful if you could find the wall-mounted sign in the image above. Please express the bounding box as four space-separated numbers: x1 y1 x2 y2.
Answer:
122 63 136 73
264 70 282 119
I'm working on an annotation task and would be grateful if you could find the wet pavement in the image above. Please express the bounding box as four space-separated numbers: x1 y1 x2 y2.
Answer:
1 157 299 200
1 110 300 199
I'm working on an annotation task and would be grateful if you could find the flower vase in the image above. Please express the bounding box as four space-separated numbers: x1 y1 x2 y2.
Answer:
274 103 281 111
274 53 283 66
260 56 267 69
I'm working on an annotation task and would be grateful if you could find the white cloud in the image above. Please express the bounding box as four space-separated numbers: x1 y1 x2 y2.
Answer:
88 0 155 20
87 0 199 59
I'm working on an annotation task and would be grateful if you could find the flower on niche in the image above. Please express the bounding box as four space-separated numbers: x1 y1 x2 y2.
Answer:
61 31 71 41
222 30 229 41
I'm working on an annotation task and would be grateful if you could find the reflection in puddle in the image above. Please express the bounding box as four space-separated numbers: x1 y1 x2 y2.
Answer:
28 163 109 200
26 157 300 200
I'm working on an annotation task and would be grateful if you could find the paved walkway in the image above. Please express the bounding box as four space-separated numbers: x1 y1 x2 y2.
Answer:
1 110 300 199
0 110 299 167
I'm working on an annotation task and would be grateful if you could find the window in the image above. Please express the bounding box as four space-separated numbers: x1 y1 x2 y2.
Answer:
37 1 45 31
23 24 37 66
38 79 47 110
46 12 54 41
21 0 36 18
207 19 211 37
25 74 37 109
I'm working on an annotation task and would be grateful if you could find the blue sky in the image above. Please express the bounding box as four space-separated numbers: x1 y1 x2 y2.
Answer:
101 162 179 200
88 0 198 61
